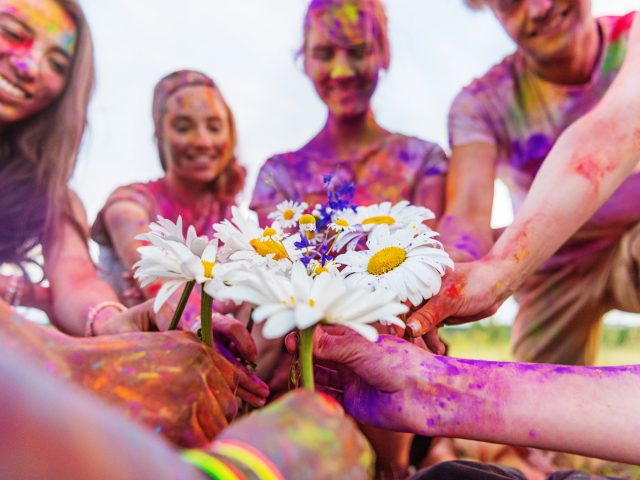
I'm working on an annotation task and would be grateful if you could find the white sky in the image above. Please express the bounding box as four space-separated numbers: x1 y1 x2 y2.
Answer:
72 1 639 326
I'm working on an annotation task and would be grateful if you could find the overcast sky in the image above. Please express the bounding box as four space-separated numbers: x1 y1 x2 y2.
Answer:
73 1 639 326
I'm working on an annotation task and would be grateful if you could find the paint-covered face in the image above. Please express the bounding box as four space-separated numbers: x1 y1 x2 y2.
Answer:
162 85 233 185
0 0 76 125
304 5 383 120
488 0 592 62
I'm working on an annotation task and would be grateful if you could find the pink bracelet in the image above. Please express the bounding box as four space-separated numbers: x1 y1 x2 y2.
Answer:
85 301 127 337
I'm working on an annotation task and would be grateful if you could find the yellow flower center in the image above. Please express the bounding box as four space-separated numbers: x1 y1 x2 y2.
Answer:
309 298 316 308
367 247 406 276
335 218 349 227
201 260 215 279
283 209 295 220
299 214 316 225
249 238 289 260
262 227 277 237
314 265 328 275
363 215 396 226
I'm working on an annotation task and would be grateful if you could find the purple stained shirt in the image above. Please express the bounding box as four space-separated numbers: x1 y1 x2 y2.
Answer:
448 13 640 269
250 133 447 223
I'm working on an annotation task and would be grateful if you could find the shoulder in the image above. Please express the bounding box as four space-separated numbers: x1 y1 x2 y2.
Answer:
382 134 448 175
106 179 159 201
92 180 160 245
451 54 518 111
260 150 312 172
385 134 446 159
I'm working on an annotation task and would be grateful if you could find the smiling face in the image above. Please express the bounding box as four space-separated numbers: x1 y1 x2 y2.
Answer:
488 0 593 62
303 5 384 120
0 0 76 125
161 85 233 185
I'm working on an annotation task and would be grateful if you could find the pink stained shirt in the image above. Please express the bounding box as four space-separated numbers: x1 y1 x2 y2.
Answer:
250 133 448 223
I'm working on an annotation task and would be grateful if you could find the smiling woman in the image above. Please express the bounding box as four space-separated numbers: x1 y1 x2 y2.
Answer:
91 70 246 332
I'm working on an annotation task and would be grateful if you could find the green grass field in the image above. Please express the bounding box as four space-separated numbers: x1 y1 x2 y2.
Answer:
441 321 640 366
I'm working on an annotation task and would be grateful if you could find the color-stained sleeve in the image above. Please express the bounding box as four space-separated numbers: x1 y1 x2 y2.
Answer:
448 86 498 149
411 142 448 214
420 142 448 177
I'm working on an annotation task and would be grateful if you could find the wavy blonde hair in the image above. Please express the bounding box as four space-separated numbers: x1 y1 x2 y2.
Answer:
0 0 95 265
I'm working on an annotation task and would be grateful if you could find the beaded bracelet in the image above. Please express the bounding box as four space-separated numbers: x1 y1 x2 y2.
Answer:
84 301 127 337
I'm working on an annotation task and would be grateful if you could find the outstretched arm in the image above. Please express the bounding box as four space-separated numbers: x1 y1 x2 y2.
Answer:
312 329 640 464
44 193 127 336
408 14 640 335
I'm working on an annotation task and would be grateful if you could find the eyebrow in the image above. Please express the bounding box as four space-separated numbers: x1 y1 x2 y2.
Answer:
0 12 35 35
0 11 74 58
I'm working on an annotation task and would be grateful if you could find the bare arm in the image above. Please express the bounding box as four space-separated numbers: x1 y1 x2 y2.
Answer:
314 331 640 464
44 193 123 336
103 201 150 274
437 142 497 261
489 15 640 290
408 14 640 334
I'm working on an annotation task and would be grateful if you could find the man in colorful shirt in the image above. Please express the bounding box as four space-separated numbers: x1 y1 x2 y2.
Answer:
441 1 639 365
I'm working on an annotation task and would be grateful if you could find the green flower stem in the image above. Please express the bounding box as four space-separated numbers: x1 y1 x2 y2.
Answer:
200 286 213 347
168 280 196 330
299 325 316 391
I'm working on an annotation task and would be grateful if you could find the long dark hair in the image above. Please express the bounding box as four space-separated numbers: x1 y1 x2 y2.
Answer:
0 0 95 266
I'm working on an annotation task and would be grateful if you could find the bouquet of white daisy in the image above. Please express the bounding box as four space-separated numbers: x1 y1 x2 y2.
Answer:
133 176 453 389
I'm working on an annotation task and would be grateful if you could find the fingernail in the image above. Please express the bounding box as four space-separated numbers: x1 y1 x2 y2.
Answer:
406 320 421 336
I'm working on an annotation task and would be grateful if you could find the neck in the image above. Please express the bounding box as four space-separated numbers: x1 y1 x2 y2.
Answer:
163 174 212 210
526 19 600 85
314 109 388 158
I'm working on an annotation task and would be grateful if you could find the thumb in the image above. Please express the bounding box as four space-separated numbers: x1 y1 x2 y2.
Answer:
313 328 365 366
406 294 451 337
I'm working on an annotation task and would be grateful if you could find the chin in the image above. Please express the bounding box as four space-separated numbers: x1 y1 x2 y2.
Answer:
329 103 369 121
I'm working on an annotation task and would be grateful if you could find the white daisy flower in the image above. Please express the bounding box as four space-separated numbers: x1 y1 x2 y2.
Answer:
336 224 454 306
213 207 300 272
306 259 340 277
220 262 407 341
334 201 436 251
298 214 317 233
328 217 353 233
268 200 308 229
134 237 225 312
137 215 211 258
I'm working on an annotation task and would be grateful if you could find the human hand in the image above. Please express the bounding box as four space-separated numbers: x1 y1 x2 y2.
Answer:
210 389 374 479
302 327 459 436
91 298 159 336
405 260 510 338
62 330 268 447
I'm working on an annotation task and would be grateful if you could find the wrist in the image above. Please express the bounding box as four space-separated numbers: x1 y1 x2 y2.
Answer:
184 440 285 480
85 301 127 336
477 255 517 302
